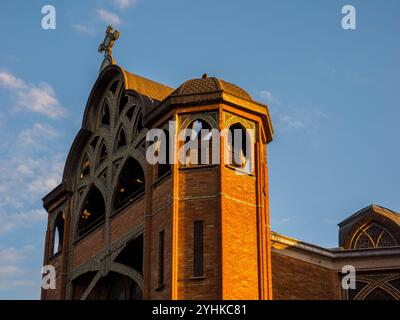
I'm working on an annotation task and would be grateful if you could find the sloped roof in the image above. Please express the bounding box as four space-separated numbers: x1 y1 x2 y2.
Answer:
122 69 174 101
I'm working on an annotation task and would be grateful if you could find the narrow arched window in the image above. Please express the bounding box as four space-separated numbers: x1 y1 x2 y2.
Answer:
157 130 171 179
101 102 110 126
114 158 145 210
109 80 119 95
78 187 105 238
52 212 65 255
185 119 212 166
80 154 90 179
125 106 135 121
119 91 128 114
228 123 250 171
117 128 127 149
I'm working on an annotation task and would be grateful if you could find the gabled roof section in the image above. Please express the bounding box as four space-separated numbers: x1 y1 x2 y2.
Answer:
338 204 400 227
121 68 174 101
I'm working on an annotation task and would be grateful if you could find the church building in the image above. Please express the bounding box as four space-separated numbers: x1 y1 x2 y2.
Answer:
41 27 400 300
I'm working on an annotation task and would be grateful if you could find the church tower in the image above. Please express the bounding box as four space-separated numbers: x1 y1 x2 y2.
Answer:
41 27 273 300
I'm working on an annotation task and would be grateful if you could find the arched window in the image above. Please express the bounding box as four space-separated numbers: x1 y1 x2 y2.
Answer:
352 223 397 249
80 154 90 179
126 106 135 121
185 119 213 166
114 158 145 210
228 123 250 171
78 187 106 238
101 102 110 126
109 80 119 95
52 212 65 255
157 130 171 179
117 128 127 149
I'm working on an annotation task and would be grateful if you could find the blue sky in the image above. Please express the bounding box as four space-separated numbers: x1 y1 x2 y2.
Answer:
0 0 399 299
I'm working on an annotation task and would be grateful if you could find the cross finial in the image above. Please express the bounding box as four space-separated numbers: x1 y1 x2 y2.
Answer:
98 26 120 73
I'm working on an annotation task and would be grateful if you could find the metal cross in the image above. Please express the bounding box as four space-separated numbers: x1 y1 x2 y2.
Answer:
98 25 120 57
98 26 120 73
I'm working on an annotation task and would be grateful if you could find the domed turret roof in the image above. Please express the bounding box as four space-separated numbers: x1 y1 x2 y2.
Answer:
171 75 253 101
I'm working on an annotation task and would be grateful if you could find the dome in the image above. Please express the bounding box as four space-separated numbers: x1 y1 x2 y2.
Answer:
171 76 253 101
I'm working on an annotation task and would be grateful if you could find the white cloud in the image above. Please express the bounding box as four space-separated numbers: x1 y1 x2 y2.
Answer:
259 90 276 104
0 246 39 292
279 115 305 130
0 71 66 119
18 123 59 146
0 72 26 90
113 0 138 9
0 209 46 235
72 24 96 36
0 153 65 211
97 9 122 26
259 89 327 133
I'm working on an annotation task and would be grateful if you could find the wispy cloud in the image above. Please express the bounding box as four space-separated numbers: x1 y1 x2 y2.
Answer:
113 0 139 9
0 245 40 294
0 71 67 119
97 9 122 26
0 210 46 235
72 23 96 36
18 123 59 146
259 90 327 133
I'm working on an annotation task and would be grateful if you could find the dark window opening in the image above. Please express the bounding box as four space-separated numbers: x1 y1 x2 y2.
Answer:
101 103 110 126
135 112 143 134
126 106 135 121
80 155 90 179
87 272 142 300
193 220 204 277
52 212 65 255
114 234 143 275
110 80 119 95
77 186 105 238
158 230 165 287
90 136 99 149
114 158 145 210
184 119 213 166
157 130 171 179
117 128 127 149
119 92 128 114
228 123 249 169
72 272 97 300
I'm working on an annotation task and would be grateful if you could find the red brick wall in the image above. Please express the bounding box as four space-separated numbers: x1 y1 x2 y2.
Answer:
176 166 220 299
148 176 173 299
271 251 340 300
110 198 145 241
221 166 259 300
72 227 104 269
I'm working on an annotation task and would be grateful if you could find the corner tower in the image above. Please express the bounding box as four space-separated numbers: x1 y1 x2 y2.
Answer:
147 75 274 299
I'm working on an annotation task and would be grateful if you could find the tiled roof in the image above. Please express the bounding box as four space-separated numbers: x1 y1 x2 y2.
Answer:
122 69 174 101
